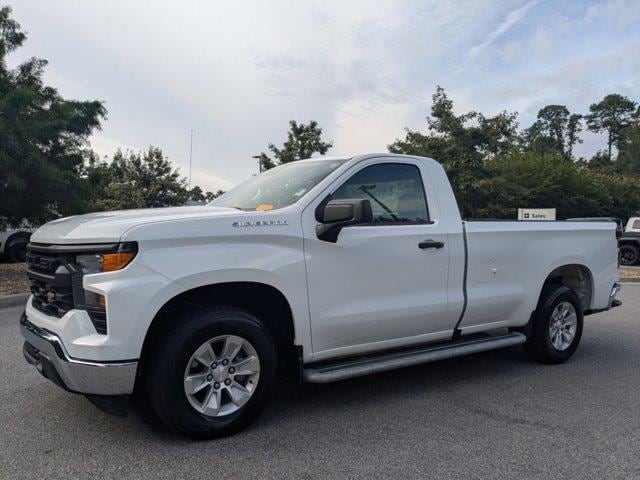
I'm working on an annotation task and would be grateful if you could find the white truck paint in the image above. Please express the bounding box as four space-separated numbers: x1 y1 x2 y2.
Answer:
19 153 621 437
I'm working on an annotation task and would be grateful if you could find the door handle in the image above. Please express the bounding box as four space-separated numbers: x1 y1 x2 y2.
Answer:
418 239 445 249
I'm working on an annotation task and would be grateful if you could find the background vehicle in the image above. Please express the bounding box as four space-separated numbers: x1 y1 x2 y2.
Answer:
618 217 640 265
19 154 620 439
624 217 640 233
0 228 33 262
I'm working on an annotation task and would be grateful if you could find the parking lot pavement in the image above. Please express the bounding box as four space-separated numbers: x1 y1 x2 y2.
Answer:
2 287 640 480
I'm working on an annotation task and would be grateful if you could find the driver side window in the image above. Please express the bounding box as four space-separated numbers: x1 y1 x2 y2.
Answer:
332 163 429 224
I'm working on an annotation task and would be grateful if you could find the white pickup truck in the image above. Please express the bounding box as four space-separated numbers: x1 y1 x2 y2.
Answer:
20 153 621 439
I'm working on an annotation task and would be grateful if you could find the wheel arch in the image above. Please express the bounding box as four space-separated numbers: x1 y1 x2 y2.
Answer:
139 281 299 371
3 231 31 254
540 263 594 312
619 238 640 247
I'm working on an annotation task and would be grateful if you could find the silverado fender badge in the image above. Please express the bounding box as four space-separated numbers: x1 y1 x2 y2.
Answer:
232 220 289 227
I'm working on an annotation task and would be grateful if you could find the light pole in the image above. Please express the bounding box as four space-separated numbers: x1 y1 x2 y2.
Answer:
252 155 262 174
188 129 194 189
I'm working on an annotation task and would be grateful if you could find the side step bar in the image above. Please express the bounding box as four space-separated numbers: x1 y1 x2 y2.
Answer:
303 332 526 383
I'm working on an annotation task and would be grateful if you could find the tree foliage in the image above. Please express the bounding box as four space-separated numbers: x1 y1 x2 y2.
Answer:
474 152 640 220
389 86 519 217
390 87 640 220
586 94 638 159
0 6 106 228
85 147 221 210
187 185 225 203
523 105 582 159
259 120 333 170
615 122 640 174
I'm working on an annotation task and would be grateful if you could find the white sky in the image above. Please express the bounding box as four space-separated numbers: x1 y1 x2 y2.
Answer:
7 0 640 192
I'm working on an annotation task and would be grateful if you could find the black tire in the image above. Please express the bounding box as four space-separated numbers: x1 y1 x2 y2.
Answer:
523 285 583 364
6 240 28 263
145 305 277 439
619 244 639 266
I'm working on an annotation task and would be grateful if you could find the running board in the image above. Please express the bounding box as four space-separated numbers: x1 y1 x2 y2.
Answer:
303 332 526 383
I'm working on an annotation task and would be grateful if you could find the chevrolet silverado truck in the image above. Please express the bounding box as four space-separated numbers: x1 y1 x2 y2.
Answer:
20 153 621 439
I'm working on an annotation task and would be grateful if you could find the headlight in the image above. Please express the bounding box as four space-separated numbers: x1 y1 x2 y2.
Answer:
76 243 137 274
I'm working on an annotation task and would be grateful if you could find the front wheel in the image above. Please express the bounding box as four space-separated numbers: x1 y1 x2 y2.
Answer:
619 244 639 265
6 240 28 262
145 306 277 439
523 285 583 364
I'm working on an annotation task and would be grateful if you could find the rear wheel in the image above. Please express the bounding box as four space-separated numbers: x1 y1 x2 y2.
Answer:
619 244 639 265
145 306 277 439
523 285 583 364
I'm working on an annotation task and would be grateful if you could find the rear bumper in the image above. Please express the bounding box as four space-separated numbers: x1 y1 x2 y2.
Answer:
584 282 622 316
20 312 138 395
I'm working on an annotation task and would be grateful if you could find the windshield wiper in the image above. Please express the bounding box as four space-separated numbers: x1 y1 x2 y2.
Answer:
358 185 398 221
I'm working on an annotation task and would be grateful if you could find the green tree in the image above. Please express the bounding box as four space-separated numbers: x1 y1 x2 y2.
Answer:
388 87 640 220
615 123 640 174
260 120 333 170
87 147 191 210
187 185 225 203
523 105 582 159
389 86 519 217
586 150 614 171
586 94 637 159
256 152 275 172
474 151 640 220
0 6 106 228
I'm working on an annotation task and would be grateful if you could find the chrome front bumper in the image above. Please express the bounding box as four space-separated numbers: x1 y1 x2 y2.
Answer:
20 313 138 396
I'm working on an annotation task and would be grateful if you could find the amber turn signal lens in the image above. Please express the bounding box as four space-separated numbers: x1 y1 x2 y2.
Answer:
102 251 136 272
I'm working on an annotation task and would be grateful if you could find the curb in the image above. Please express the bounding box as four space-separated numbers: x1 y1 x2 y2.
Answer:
0 293 29 310
620 278 640 283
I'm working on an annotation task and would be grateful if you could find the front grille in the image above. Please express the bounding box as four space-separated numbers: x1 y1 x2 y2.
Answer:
30 279 75 317
26 250 75 319
26 243 108 335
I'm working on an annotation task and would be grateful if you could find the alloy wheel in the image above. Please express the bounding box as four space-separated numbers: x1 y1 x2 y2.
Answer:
183 335 261 417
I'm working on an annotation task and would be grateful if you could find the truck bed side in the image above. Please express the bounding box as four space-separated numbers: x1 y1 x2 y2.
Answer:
459 220 619 335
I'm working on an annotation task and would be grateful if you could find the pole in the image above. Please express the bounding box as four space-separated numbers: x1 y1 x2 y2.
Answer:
188 129 194 189
252 155 262 174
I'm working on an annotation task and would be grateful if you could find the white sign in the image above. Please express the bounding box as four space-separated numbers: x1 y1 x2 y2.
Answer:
518 208 556 221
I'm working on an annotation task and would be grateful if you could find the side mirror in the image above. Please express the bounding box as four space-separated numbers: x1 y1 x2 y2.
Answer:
316 199 373 242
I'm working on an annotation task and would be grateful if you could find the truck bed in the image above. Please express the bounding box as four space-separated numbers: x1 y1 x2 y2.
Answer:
457 220 619 334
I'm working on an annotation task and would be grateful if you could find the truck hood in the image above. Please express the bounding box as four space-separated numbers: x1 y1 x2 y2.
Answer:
31 206 240 244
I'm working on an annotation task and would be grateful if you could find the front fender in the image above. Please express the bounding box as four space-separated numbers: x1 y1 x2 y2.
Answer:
132 235 312 360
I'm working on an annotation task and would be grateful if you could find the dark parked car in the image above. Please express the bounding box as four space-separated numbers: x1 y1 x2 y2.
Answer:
567 218 636 265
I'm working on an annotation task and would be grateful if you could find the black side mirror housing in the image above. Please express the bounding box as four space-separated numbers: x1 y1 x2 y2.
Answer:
316 199 373 242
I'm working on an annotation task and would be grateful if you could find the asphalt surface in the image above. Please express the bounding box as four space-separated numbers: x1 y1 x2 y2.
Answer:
1 287 639 480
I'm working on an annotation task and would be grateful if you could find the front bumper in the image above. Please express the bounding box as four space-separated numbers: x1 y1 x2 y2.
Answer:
20 312 138 395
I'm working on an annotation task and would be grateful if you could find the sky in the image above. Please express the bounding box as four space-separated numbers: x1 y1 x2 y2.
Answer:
7 0 640 192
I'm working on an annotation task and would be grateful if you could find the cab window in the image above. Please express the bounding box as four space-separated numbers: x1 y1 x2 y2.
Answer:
331 163 429 223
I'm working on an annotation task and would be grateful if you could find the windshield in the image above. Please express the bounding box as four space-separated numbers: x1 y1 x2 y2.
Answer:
210 159 347 211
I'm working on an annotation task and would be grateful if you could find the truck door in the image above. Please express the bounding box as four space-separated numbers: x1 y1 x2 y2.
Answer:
302 158 455 360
